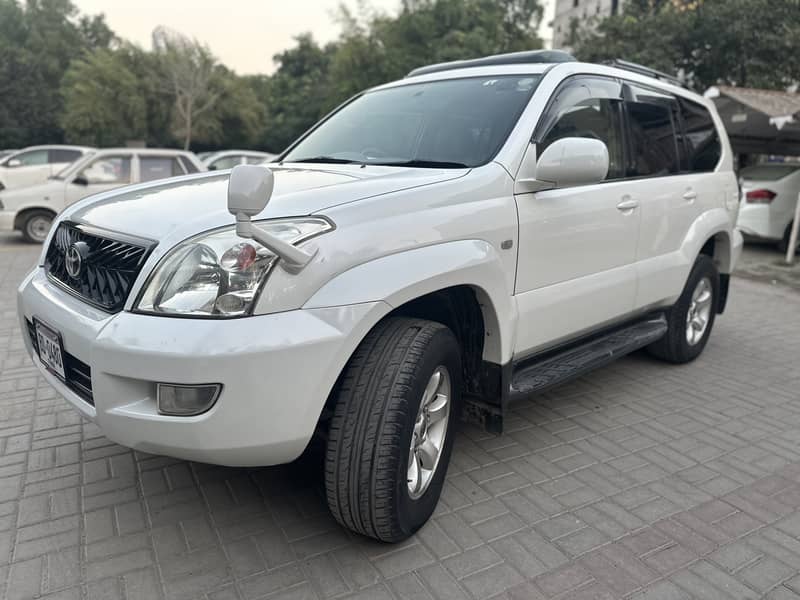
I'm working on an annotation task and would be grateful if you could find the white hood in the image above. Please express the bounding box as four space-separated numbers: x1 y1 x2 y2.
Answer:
65 164 468 244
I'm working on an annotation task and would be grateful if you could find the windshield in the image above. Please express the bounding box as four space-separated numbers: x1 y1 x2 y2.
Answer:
283 75 542 168
740 164 800 181
51 151 96 180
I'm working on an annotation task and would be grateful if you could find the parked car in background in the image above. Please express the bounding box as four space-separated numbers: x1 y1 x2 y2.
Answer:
16 51 741 542
0 145 93 191
203 150 275 170
0 148 204 242
737 163 800 252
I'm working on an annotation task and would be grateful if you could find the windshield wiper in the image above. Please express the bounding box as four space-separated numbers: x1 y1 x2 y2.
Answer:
289 156 362 164
372 160 469 169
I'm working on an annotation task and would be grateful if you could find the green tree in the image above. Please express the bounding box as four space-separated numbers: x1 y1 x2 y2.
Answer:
574 0 800 91
0 0 115 147
60 48 147 146
152 26 221 150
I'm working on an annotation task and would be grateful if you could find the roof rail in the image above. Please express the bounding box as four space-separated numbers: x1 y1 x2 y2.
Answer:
602 59 686 88
407 50 577 78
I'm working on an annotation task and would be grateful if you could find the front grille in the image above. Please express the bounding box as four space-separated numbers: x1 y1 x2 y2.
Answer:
26 319 94 405
45 222 153 313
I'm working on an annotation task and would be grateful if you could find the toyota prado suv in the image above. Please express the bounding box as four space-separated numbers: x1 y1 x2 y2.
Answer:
17 51 742 542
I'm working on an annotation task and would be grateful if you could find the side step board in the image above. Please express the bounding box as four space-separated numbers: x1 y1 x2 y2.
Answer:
508 316 668 401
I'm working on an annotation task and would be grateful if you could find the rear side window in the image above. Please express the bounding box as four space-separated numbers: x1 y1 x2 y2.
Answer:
49 149 82 163
538 76 626 180
140 156 184 182
178 156 199 173
679 98 721 172
625 84 680 177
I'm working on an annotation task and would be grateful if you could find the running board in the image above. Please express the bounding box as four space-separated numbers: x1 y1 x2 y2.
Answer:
508 316 668 401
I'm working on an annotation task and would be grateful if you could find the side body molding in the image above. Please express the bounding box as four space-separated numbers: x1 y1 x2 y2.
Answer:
304 240 518 365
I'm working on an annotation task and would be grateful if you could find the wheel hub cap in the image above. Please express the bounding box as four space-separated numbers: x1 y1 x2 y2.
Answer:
407 366 451 499
686 277 712 346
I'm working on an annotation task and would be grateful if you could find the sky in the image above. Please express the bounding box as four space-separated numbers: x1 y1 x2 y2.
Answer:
73 0 555 76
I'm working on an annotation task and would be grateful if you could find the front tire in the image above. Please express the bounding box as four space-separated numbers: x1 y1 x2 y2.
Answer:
325 317 462 542
20 210 54 243
648 254 719 364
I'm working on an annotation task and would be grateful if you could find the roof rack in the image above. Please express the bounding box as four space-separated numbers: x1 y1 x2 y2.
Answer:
406 50 577 78
602 59 686 88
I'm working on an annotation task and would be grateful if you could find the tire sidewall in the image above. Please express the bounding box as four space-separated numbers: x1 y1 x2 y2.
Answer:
23 212 52 244
395 328 462 537
672 256 719 361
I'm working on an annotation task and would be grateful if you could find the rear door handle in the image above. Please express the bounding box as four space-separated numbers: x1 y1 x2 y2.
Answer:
683 190 698 202
616 199 639 211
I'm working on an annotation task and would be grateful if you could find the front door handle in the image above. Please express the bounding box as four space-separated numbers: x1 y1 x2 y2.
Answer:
616 199 639 211
683 190 698 202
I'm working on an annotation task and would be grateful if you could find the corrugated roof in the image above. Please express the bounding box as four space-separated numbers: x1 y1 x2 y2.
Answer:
715 86 800 119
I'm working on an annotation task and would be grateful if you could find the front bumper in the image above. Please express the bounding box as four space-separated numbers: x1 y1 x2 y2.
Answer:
18 267 386 466
0 210 15 232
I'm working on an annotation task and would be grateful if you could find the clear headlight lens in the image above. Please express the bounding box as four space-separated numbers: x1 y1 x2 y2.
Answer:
136 218 332 317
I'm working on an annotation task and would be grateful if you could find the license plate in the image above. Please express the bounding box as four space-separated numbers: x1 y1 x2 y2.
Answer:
34 319 66 380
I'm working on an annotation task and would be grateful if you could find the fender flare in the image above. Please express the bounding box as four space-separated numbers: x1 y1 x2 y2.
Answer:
680 208 735 274
304 239 517 364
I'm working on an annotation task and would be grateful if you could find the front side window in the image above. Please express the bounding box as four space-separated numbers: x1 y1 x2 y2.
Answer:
209 156 241 170
8 149 48 167
625 84 680 177
78 156 132 184
283 75 542 168
140 156 184 182
537 76 626 180
680 98 721 172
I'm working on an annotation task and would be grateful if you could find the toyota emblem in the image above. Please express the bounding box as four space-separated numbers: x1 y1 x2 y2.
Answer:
65 242 88 278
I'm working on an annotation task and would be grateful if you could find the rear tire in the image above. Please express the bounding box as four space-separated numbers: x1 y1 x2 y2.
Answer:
20 210 54 243
648 255 719 364
325 317 462 542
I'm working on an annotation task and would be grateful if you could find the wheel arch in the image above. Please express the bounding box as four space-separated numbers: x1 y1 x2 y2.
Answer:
13 206 57 231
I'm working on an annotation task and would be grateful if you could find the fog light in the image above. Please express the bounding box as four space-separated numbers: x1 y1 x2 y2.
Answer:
157 383 221 416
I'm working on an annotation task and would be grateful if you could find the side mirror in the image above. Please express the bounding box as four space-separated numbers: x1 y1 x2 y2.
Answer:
227 165 313 271
6 159 21 168
535 137 609 188
72 176 89 186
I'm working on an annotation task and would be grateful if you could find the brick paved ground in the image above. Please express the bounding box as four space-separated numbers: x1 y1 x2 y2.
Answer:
2 239 800 600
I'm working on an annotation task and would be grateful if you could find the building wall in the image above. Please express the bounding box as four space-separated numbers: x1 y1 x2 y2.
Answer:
552 0 622 50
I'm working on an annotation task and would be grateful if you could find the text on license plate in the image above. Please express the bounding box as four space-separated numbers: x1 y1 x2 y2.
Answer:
35 321 66 380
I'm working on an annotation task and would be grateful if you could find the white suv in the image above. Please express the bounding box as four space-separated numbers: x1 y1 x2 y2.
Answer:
17 51 742 542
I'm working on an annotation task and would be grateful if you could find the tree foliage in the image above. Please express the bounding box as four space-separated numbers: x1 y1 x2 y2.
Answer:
573 0 800 91
60 47 147 146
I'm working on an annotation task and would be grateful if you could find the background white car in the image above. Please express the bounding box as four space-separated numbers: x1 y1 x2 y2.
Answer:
737 163 800 252
0 148 205 242
202 150 275 170
0 145 93 191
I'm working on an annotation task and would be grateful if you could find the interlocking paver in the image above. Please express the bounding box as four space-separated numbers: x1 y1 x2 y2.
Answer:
3 240 800 598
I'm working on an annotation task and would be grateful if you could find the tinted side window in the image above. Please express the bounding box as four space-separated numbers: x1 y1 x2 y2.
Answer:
538 77 625 180
178 156 199 173
680 98 721 172
49 149 82 163
625 84 680 177
140 157 183 182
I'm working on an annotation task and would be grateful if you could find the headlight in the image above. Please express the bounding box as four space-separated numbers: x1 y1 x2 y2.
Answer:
136 218 332 317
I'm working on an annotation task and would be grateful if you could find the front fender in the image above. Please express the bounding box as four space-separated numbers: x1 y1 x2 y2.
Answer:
304 240 517 364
